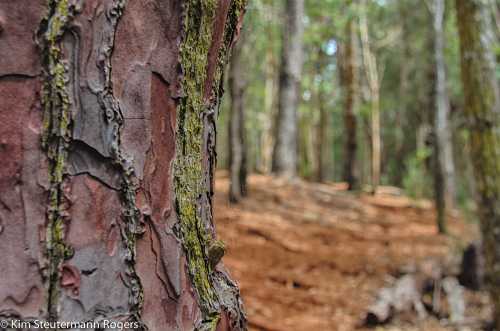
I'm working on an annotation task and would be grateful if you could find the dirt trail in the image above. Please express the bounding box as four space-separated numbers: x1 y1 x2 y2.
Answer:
214 172 480 331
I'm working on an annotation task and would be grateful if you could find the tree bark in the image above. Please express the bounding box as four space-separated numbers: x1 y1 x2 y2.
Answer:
272 0 304 178
340 10 359 190
359 0 381 194
0 0 247 330
228 29 247 203
456 0 500 328
432 0 456 234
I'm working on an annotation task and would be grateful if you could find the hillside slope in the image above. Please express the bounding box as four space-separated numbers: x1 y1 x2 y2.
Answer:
214 172 480 331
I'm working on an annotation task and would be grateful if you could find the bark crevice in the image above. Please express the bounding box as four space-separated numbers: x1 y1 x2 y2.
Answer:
39 0 147 327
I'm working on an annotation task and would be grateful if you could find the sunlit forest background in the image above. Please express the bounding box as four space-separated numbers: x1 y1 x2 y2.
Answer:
212 0 500 330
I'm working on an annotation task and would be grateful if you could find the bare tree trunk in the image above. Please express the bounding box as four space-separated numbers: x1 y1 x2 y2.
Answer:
312 47 328 182
340 11 360 190
228 30 247 203
0 0 247 330
260 49 276 174
456 0 500 328
359 1 381 194
394 1 411 188
272 0 304 178
315 87 328 182
431 0 456 233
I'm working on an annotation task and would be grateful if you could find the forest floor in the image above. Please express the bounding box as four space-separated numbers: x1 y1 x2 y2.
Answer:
214 171 489 331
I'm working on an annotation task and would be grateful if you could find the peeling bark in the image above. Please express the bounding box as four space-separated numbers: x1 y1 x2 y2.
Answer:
0 0 247 329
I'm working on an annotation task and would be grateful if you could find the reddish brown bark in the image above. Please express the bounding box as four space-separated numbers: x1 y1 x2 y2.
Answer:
0 0 246 330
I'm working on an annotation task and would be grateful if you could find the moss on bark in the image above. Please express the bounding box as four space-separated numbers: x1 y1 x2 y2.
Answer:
38 0 75 319
175 0 247 328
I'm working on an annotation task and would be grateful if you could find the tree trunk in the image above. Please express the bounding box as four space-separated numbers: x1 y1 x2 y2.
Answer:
340 10 359 190
456 0 500 328
432 0 456 234
272 0 304 178
394 1 411 188
359 1 381 194
259 49 276 174
312 46 328 183
228 30 247 203
0 0 247 330
315 86 328 182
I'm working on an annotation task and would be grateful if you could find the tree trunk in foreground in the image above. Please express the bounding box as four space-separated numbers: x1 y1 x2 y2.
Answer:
456 0 500 328
228 29 247 203
272 0 304 178
0 0 246 330
340 9 359 191
432 0 456 234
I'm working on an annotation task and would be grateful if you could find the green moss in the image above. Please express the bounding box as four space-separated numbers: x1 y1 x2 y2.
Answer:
174 0 247 324
175 0 219 312
39 0 75 319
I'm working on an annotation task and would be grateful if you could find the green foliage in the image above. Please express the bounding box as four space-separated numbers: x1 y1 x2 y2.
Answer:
403 147 433 199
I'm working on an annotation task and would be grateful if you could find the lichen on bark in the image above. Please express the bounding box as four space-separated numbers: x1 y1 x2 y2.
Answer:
39 0 146 326
175 0 247 329
35 0 246 328
38 0 76 319
175 0 219 311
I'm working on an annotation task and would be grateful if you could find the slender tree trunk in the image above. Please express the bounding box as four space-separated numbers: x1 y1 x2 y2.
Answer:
341 11 360 190
272 0 304 178
313 47 328 182
228 30 247 203
315 87 328 182
306 117 316 178
0 0 246 329
394 1 411 188
432 0 456 233
359 1 381 194
456 0 500 328
260 49 276 174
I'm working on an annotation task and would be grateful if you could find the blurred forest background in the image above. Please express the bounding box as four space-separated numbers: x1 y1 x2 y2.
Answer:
212 0 500 330
219 0 499 214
